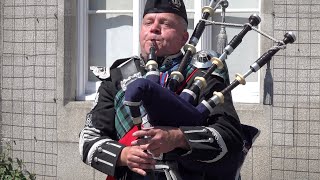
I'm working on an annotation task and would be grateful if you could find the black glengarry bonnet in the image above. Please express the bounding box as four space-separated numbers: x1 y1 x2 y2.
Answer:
143 0 188 24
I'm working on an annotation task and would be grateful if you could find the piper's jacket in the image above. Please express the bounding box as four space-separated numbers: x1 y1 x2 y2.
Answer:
79 52 245 180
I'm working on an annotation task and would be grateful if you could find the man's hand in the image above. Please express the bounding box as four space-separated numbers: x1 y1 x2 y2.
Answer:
118 146 156 176
131 127 190 156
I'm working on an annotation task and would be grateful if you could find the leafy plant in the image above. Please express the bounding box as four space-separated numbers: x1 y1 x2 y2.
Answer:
0 142 36 180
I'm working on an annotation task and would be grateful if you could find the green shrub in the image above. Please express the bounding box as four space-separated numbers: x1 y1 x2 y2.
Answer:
0 142 36 180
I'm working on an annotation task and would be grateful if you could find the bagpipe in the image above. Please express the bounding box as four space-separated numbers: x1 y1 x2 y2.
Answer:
123 0 296 129
110 0 295 179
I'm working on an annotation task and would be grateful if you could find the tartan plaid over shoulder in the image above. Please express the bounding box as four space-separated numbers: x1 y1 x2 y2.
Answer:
114 89 146 139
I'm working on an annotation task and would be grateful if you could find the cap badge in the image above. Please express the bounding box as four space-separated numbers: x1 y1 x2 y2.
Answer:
170 0 181 8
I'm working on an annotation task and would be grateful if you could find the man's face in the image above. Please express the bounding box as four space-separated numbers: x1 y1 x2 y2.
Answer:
140 13 189 59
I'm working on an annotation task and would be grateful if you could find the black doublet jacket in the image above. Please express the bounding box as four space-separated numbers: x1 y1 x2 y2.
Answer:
79 53 245 180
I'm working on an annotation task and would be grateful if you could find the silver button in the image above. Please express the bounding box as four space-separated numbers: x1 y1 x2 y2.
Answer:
98 147 102 153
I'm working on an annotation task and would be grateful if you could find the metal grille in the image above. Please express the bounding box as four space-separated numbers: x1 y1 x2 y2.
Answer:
271 0 320 179
1 0 58 179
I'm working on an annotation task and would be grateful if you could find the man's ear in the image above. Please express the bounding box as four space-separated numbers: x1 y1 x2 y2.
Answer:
182 31 189 44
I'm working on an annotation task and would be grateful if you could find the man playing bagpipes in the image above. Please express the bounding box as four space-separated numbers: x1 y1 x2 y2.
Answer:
79 0 260 179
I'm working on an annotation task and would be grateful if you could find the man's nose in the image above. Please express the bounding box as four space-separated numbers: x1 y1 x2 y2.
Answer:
150 22 161 34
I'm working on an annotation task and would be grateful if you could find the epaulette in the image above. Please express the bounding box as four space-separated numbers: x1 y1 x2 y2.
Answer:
90 56 142 81
90 66 110 80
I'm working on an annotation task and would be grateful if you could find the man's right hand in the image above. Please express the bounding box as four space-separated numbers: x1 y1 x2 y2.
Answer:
118 146 156 176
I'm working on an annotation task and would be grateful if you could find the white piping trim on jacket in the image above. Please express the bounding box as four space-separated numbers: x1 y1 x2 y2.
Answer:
198 127 228 163
86 139 113 165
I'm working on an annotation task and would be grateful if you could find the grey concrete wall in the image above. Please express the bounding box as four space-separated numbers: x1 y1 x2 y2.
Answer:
239 0 320 180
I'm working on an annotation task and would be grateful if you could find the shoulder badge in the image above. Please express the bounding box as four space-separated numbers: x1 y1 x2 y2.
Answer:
90 66 110 80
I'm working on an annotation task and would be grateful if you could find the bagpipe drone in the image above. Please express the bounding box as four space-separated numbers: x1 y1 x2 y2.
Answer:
123 0 296 129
